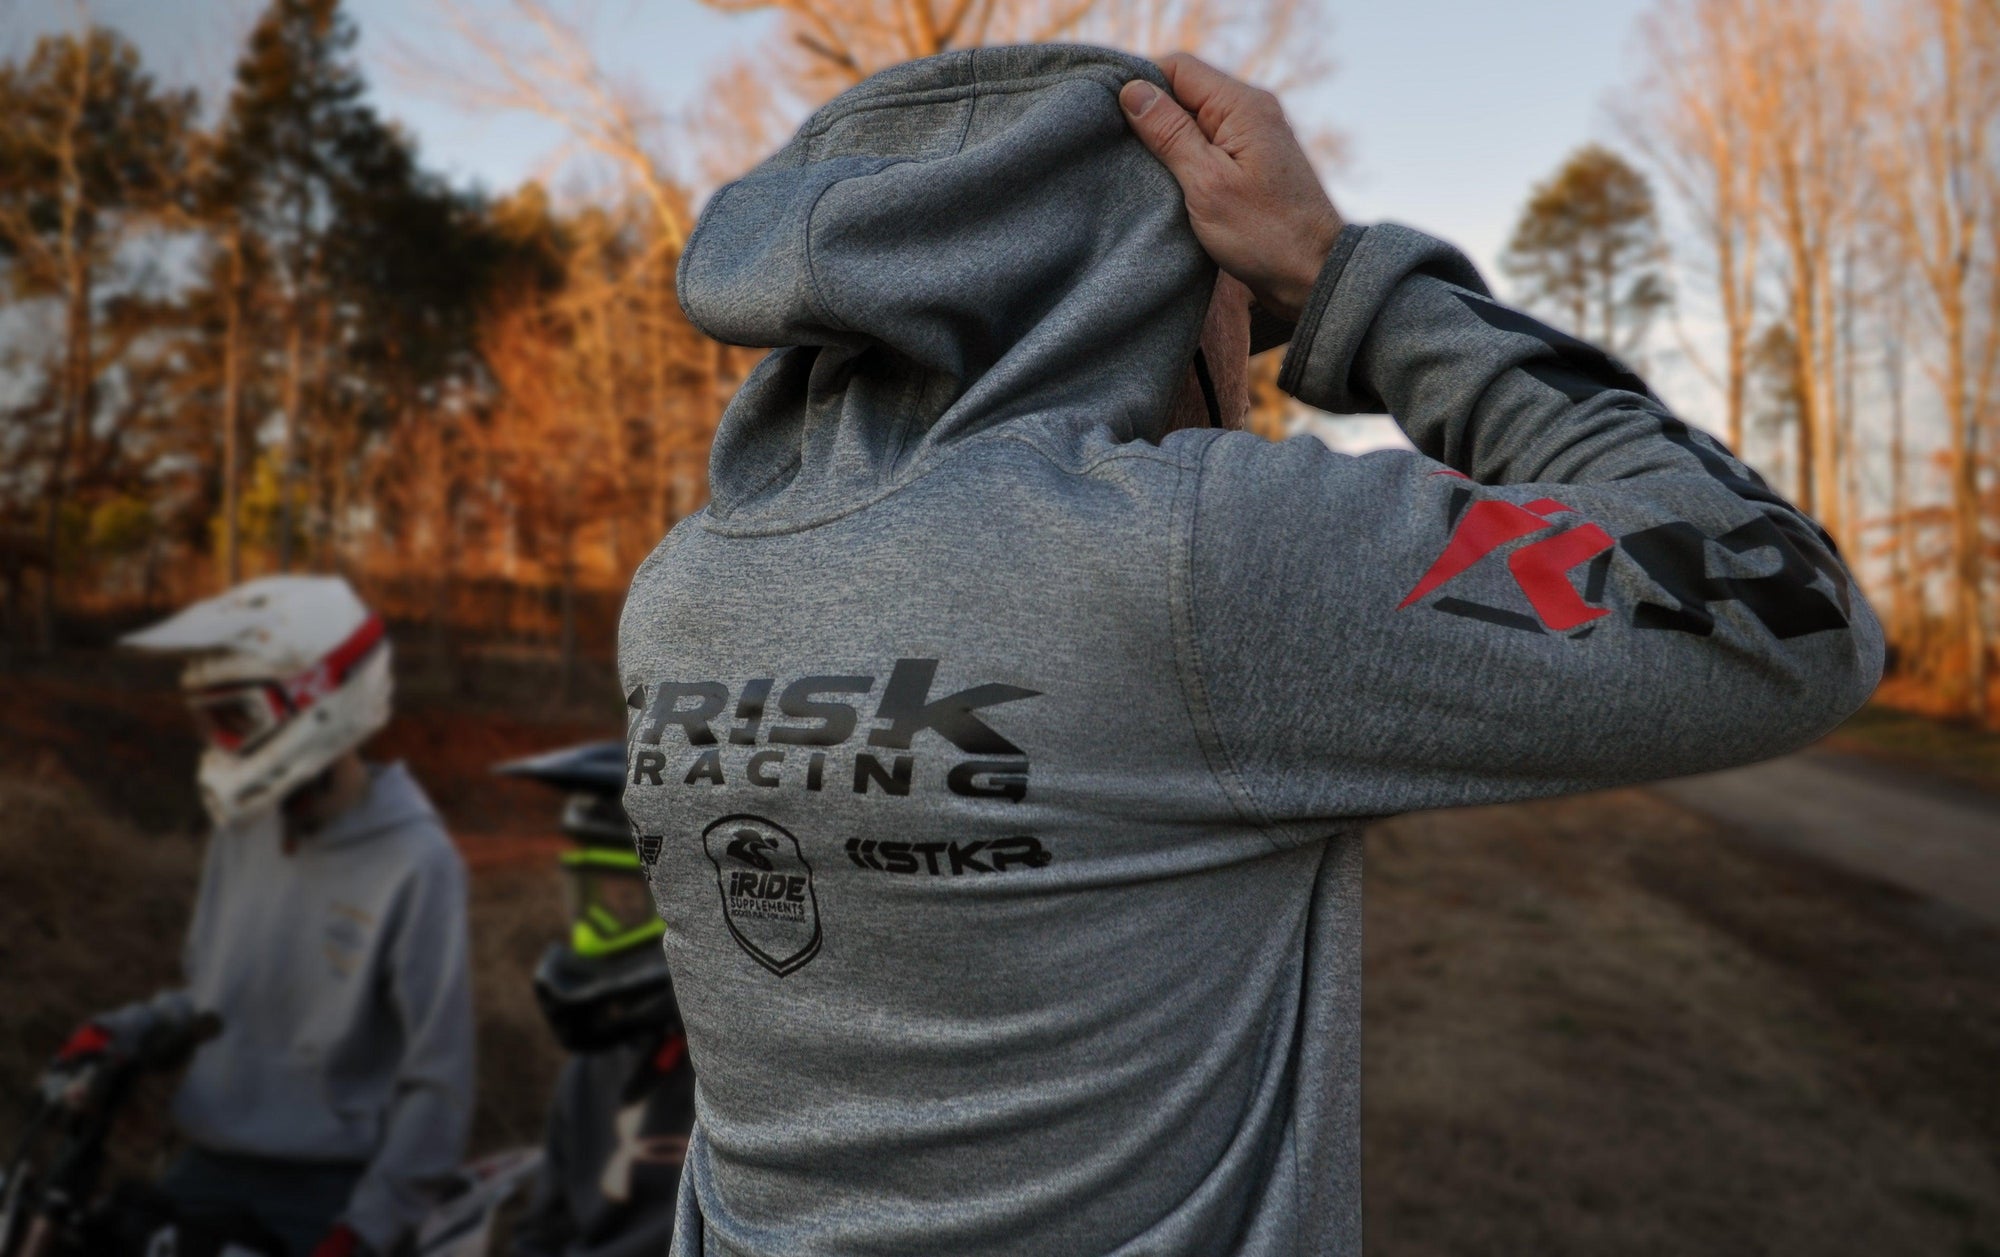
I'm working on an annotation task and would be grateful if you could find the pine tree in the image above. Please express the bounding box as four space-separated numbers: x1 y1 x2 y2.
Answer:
1502 145 1670 358
0 27 195 647
214 0 389 570
212 0 502 572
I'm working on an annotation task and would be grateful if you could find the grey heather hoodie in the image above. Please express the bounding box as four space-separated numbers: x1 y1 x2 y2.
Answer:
617 45 1881 1257
105 762 475 1252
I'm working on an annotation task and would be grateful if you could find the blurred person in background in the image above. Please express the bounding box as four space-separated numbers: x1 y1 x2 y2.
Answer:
496 742 693 1257
617 45 1881 1257
51 575 474 1257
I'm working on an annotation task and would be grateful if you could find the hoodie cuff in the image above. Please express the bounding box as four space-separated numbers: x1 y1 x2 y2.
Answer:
1276 223 1488 414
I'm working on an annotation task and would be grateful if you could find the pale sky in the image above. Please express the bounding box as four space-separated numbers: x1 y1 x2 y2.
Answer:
7 0 1689 444
8 0 1658 272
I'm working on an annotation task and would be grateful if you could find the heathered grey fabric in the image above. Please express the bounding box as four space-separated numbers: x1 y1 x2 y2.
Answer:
103 762 476 1252
620 44 1881 1257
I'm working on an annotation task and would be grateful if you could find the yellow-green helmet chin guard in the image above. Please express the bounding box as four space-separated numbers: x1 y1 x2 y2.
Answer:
560 847 667 959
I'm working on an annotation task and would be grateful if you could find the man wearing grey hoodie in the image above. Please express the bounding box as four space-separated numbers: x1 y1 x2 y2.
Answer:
66 577 476 1257
617 46 1881 1257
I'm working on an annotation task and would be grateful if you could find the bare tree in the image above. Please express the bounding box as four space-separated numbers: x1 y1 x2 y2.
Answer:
405 0 695 246
1753 0 1872 547
1624 0 1765 452
1873 0 2000 720
479 284 618 700
697 0 1328 100
690 53 799 189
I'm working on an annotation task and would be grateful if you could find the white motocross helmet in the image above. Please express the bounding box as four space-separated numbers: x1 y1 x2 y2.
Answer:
120 575 393 828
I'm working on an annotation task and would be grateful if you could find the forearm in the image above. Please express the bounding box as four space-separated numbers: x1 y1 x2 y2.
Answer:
1277 222 1651 458
95 988 197 1053
1295 227 1841 531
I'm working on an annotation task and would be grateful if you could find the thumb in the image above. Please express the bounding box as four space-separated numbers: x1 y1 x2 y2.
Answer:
1120 80 1223 189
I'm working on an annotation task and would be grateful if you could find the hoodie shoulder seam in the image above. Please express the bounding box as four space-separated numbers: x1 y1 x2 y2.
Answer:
992 429 1197 476
1171 440 1284 846
702 428 1188 536
991 430 1278 842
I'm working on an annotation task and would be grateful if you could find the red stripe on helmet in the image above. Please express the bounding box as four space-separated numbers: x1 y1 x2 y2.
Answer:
283 613 386 711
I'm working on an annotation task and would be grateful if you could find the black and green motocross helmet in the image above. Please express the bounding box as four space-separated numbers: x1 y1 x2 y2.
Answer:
496 742 680 1053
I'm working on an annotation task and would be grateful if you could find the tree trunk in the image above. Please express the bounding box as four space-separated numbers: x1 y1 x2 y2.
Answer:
220 229 245 588
35 33 93 653
1719 228 1749 453
1887 327 1911 652
39 259 93 652
1785 249 1819 514
1946 315 1986 723
430 557 455 693
559 548 577 708
310 299 339 569
1837 244 1858 549
277 302 304 572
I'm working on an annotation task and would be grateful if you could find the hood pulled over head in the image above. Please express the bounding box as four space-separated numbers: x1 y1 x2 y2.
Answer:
678 45 1214 527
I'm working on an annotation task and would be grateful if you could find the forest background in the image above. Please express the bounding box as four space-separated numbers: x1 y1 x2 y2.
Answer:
2 0 1996 723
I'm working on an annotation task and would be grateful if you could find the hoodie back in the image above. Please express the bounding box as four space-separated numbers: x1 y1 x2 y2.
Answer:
620 45 1880 1257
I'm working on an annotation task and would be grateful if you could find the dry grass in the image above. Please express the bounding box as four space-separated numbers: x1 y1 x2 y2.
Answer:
0 645 622 838
1831 702 2000 795
0 771 200 1161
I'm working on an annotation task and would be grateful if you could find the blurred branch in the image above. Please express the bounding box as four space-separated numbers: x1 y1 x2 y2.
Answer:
400 0 691 247
696 0 1335 101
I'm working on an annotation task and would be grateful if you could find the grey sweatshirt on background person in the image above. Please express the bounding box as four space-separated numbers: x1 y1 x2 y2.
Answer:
617 44 1882 1257
104 762 476 1251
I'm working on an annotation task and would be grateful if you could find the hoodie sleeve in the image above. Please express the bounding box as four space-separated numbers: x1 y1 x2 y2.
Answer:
1180 223 1882 841
343 836 476 1251
95 989 198 1056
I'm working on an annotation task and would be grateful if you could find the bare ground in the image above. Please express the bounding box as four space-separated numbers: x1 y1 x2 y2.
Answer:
1364 790 2000 1257
4 654 1997 1252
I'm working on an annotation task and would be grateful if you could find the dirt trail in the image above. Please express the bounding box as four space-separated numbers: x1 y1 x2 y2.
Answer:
7 652 1998 1253
1651 747 2000 927
1363 789 2000 1257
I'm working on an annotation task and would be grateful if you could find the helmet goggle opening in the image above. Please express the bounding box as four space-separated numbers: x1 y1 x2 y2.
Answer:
188 682 290 755
561 849 664 958
181 614 386 757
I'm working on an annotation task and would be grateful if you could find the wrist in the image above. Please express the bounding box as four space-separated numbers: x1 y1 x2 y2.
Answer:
1258 209 1345 322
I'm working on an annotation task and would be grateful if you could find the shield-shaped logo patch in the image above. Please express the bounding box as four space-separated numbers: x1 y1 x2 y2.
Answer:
702 814 822 977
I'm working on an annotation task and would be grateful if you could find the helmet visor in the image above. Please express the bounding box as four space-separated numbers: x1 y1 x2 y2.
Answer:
187 683 288 754
561 850 664 958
